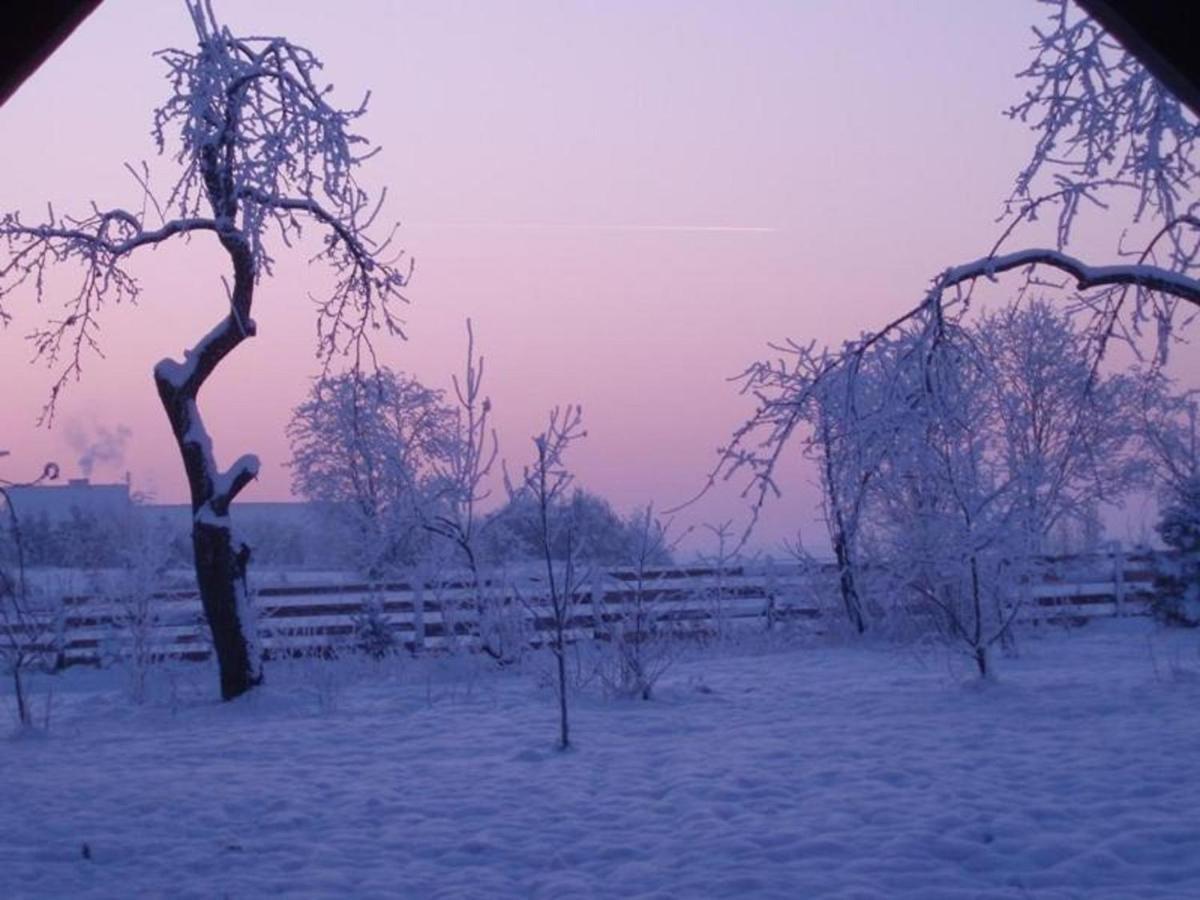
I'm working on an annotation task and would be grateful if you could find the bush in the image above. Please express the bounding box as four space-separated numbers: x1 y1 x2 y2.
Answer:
351 596 400 659
1153 477 1200 627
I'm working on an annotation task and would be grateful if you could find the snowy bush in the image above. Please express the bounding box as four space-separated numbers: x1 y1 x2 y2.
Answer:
98 519 178 703
475 576 531 667
482 488 673 567
593 507 680 700
1153 477 1200 627
351 595 400 660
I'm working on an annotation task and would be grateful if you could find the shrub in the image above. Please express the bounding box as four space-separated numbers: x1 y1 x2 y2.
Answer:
1153 477 1200 627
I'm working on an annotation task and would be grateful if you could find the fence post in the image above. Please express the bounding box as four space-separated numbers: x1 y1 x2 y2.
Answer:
1112 541 1125 618
54 596 68 671
764 555 777 631
412 571 425 654
591 567 604 640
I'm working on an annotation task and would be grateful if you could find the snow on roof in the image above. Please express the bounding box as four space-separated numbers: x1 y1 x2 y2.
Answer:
4 478 132 523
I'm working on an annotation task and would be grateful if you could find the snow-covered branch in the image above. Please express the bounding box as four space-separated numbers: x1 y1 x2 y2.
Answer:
2 213 217 261
211 454 261 516
938 249 1200 307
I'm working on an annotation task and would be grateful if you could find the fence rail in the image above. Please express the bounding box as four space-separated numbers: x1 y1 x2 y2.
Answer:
8 550 1165 667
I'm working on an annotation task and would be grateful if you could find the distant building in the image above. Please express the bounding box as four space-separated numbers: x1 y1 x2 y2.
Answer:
4 478 133 524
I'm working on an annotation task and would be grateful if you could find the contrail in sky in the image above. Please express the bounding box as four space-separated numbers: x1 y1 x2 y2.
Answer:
404 222 778 233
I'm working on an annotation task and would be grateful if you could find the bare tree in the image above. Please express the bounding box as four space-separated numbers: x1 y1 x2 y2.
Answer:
510 405 586 750
421 321 514 661
0 2 409 699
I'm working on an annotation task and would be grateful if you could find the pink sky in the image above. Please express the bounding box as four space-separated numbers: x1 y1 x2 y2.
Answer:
3 1 1137 554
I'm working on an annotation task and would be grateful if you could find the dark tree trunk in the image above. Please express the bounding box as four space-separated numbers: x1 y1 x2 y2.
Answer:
193 522 261 700
832 534 867 635
974 644 989 679
555 635 570 750
968 554 989 680
819 417 867 635
12 667 29 727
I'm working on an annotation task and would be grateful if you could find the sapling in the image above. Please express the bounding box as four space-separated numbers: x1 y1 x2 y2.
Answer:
509 405 586 750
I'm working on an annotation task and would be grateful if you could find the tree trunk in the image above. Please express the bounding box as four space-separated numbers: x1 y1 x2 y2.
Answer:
974 644 989 679
556 640 570 750
833 534 867 635
13 666 29 727
820 420 867 635
193 521 261 700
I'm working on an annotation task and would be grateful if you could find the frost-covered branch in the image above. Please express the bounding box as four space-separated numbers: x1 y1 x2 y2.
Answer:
938 248 1200 306
211 454 262 516
0 209 220 420
1008 0 1200 241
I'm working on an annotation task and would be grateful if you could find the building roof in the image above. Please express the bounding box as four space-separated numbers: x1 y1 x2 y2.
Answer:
4 478 131 523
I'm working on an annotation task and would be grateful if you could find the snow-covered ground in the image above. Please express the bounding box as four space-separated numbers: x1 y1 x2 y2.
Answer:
2 621 1199 899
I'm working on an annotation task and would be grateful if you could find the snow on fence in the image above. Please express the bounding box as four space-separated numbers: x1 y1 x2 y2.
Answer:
15 550 1162 667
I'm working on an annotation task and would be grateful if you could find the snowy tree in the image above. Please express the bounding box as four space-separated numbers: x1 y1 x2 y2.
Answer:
0 461 61 726
719 0 1197 578
867 325 1029 677
738 340 908 633
973 299 1143 550
0 2 409 699
287 369 456 577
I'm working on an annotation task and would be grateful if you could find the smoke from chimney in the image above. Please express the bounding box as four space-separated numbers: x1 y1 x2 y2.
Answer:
64 421 132 480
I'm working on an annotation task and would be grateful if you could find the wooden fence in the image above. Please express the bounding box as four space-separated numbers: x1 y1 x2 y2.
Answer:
10 550 1165 667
